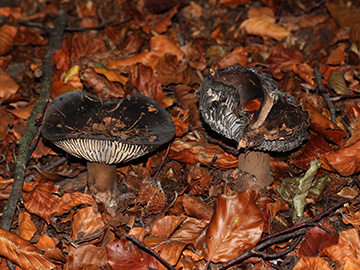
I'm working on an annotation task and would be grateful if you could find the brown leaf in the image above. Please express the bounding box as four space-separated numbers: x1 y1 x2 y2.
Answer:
106 239 159 270
297 220 338 257
219 0 251 8
293 256 333 270
318 139 360 176
240 7 290 41
124 63 165 107
55 192 97 217
327 44 346 66
322 228 360 265
0 108 13 140
303 101 347 144
19 211 37 241
0 24 17 56
292 134 334 170
64 244 109 270
328 69 348 95
0 68 19 102
168 132 238 169
205 190 264 262
154 53 190 86
71 206 105 242
23 181 61 224
217 46 248 69
0 227 56 270
183 194 214 220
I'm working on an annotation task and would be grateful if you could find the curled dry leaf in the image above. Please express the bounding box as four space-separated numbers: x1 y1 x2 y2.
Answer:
205 190 264 263
303 101 347 144
318 139 360 176
107 239 159 270
71 206 105 242
0 227 56 270
322 228 360 266
216 46 248 69
240 7 290 41
0 108 13 140
183 194 214 220
168 132 238 169
328 69 348 95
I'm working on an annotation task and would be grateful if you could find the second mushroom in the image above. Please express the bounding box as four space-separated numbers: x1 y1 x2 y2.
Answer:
197 65 310 187
42 91 175 208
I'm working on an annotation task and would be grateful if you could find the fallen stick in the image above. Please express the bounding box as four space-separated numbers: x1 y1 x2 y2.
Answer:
1 11 68 230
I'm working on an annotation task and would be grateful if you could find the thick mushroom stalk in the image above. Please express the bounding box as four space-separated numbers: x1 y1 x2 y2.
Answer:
42 92 175 208
197 65 309 187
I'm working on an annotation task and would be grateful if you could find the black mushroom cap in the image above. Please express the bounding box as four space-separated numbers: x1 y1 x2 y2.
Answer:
197 65 310 152
42 91 175 164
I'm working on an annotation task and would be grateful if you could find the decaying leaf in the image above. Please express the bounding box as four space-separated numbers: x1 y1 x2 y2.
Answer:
276 159 331 219
205 190 264 263
240 7 291 41
0 227 56 269
328 69 348 95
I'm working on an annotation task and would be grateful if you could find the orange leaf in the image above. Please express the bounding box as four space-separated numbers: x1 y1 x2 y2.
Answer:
0 68 19 102
318 139 360 176
0 227 56 269
106 240 159 270
64 244 109 270
0 24 17 56
71 206 105 242
240 7 290 41
293 256 333 270
19 212 37 241
205 190 264 262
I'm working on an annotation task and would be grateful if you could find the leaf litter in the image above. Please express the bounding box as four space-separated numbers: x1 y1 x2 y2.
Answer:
2 0 360 269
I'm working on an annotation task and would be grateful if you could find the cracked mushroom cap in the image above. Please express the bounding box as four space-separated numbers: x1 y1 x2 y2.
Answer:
197 65 310 152
42 91 175 164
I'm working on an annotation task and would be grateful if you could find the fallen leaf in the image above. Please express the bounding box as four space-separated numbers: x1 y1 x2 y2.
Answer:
205 190 264 262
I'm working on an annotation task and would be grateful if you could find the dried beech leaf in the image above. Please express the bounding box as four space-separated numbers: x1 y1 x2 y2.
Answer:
327 44 346 66
297 220 338 257
322 228 360 265
293 256 333 270
318 139 360 176
0 108 13 140
0 68 19 102
0 227 56 270
71 206 105 242
106 239 159 270
303 101 347 144
19 212 37 241
218 0 251 8
0 24 17 56
55 192 97 217
64 244 109 270
217 46 248 69
205 190 264 263
183 194 214 220
292 134 334 170
23 182 61 224
240 7 290 41
328 69 348 95
168 133 238 169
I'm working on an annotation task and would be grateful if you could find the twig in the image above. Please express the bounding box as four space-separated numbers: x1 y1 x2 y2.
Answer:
261 198 351 242
1 11 68 230
217 199 351 269
217 229 307 270
314 68 337 124
112 226 176 270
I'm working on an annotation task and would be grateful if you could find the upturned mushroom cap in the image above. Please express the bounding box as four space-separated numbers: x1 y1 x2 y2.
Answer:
42 91 175 163
197 65 309 152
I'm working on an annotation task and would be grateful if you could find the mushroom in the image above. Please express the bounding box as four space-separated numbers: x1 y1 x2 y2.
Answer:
42 91 175 208
197 65 309 187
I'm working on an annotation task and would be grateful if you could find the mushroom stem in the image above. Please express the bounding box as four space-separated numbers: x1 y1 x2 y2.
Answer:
238 151 272 187
87 162 118 207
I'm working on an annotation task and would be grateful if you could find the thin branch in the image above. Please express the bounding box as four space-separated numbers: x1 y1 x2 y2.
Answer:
1 11 68 230
314 68 337 124
112 226 176 270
